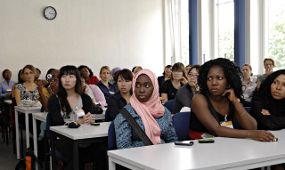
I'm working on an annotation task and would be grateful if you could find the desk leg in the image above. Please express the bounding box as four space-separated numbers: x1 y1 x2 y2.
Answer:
15 110 20 159
25 113 30 148
108 157 116 170
73 141 79 170
32 117 38 158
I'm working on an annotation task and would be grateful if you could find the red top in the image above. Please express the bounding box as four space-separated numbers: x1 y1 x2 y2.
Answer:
87 76 99 85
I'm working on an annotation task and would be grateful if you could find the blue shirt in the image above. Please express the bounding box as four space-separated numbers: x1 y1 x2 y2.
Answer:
114 104 177 149
0 80 15 97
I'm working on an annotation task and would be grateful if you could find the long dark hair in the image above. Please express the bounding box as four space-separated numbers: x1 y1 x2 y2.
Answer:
57 65 82 113
255 69 285 100
198 58 243 99
78 65 94 77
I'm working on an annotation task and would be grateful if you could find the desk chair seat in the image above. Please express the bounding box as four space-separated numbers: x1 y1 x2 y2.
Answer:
108 121 117 150
164 99 175 113
172 112 191 141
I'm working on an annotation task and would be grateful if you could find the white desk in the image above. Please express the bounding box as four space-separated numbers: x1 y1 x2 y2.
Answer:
14 106 42 159
108 130 285 170
50 122 110 170
32 112 47 158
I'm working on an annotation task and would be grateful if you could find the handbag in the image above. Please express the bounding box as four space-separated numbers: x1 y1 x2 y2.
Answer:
120 108 153 146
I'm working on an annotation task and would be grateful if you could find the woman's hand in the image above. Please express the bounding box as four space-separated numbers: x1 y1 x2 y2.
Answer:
261 109 271 116
83 112 93 124
223 88 239 103
248 130 276 142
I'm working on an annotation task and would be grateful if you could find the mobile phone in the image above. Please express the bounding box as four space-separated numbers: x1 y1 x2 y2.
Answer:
91 123 100 126
174 141 194 146
198 138 215 143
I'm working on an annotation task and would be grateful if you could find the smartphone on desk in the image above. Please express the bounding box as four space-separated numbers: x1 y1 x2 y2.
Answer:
198 138 215 143
91 122 100 126
174 141 194 146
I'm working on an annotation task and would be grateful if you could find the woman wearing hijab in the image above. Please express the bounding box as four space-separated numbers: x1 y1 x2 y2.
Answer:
114 69 177 149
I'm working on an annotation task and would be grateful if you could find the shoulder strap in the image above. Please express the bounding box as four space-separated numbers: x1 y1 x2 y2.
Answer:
120 108 153 146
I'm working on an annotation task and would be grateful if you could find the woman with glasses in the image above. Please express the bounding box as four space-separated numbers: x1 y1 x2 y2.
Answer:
172 65 200 114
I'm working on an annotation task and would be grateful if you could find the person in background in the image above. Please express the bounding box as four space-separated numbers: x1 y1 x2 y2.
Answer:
172 65 200 114
132 66 143 75
157 65 172 91
160 62 187 104
251 69 285 130
105 69 133 121
189 58 275 142
0 69 15 99
110 67 121 84
241 64 257 107
114 69 177 149
47 65 106 170
78 65 99 85
14 65 40 106
251 69 285 170
256 58 275 89
38 68 59 111
185 64 192 76
97 66 117 102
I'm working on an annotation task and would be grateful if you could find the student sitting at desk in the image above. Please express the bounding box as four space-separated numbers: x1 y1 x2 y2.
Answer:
47 65 106 170
114 69 177 149
189 58 275 142
251 69 285 130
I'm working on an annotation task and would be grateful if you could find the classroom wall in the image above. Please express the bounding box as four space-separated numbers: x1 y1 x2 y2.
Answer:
0 0 165 81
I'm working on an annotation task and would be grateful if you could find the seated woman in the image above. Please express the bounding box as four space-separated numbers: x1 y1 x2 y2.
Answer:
160 62 187 104
47 65 106 169
172 65 200 114
114 69 177 149
0 69 15 99
97 66 118 102
105 69 133 121
251 69 285 130
157 65 172 90
189 58 275 142
78 65 99 85
14 65 40 106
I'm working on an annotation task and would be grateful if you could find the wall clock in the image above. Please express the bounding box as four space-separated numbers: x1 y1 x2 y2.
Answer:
43 6 57 20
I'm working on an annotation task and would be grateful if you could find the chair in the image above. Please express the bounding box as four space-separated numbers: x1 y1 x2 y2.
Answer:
172 112 191 141
164 99 175 113
108 121 117 150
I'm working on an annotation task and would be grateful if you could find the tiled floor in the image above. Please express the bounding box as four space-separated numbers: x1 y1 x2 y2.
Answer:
0 133 17 170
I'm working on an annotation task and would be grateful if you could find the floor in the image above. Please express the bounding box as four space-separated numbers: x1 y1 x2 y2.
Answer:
0 131 17 170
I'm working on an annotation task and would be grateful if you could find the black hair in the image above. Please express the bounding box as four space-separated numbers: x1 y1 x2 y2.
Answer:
198 58 243 99
255 69 285 100
2 69 11 78
57 65 82 114
46 68 55 81
188 65 201 75
78 65 94 77
162 65 172 76
115 69 133 83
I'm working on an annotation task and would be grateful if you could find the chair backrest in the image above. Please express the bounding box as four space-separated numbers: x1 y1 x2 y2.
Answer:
164 99 175 113
172 112 191 141
108 121 117 150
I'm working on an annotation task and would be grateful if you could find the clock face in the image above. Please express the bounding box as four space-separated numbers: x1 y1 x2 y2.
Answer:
43 6 57 20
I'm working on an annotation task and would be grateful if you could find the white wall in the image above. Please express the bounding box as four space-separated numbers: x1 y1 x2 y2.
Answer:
0 0 165 81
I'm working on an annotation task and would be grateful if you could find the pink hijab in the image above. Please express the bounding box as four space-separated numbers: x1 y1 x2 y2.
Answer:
130 69 165 144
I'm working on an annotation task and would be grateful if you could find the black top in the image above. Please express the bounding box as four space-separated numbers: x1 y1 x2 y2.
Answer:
105 92 127 121
190 95 238 133
172 84 193 114
47 93 97 126
251 93 285 130
160 79 183 100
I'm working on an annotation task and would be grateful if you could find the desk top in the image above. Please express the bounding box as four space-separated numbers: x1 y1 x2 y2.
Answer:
108 130 285 170
50 122 110 140
32 112 47 122
14 106 42 113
